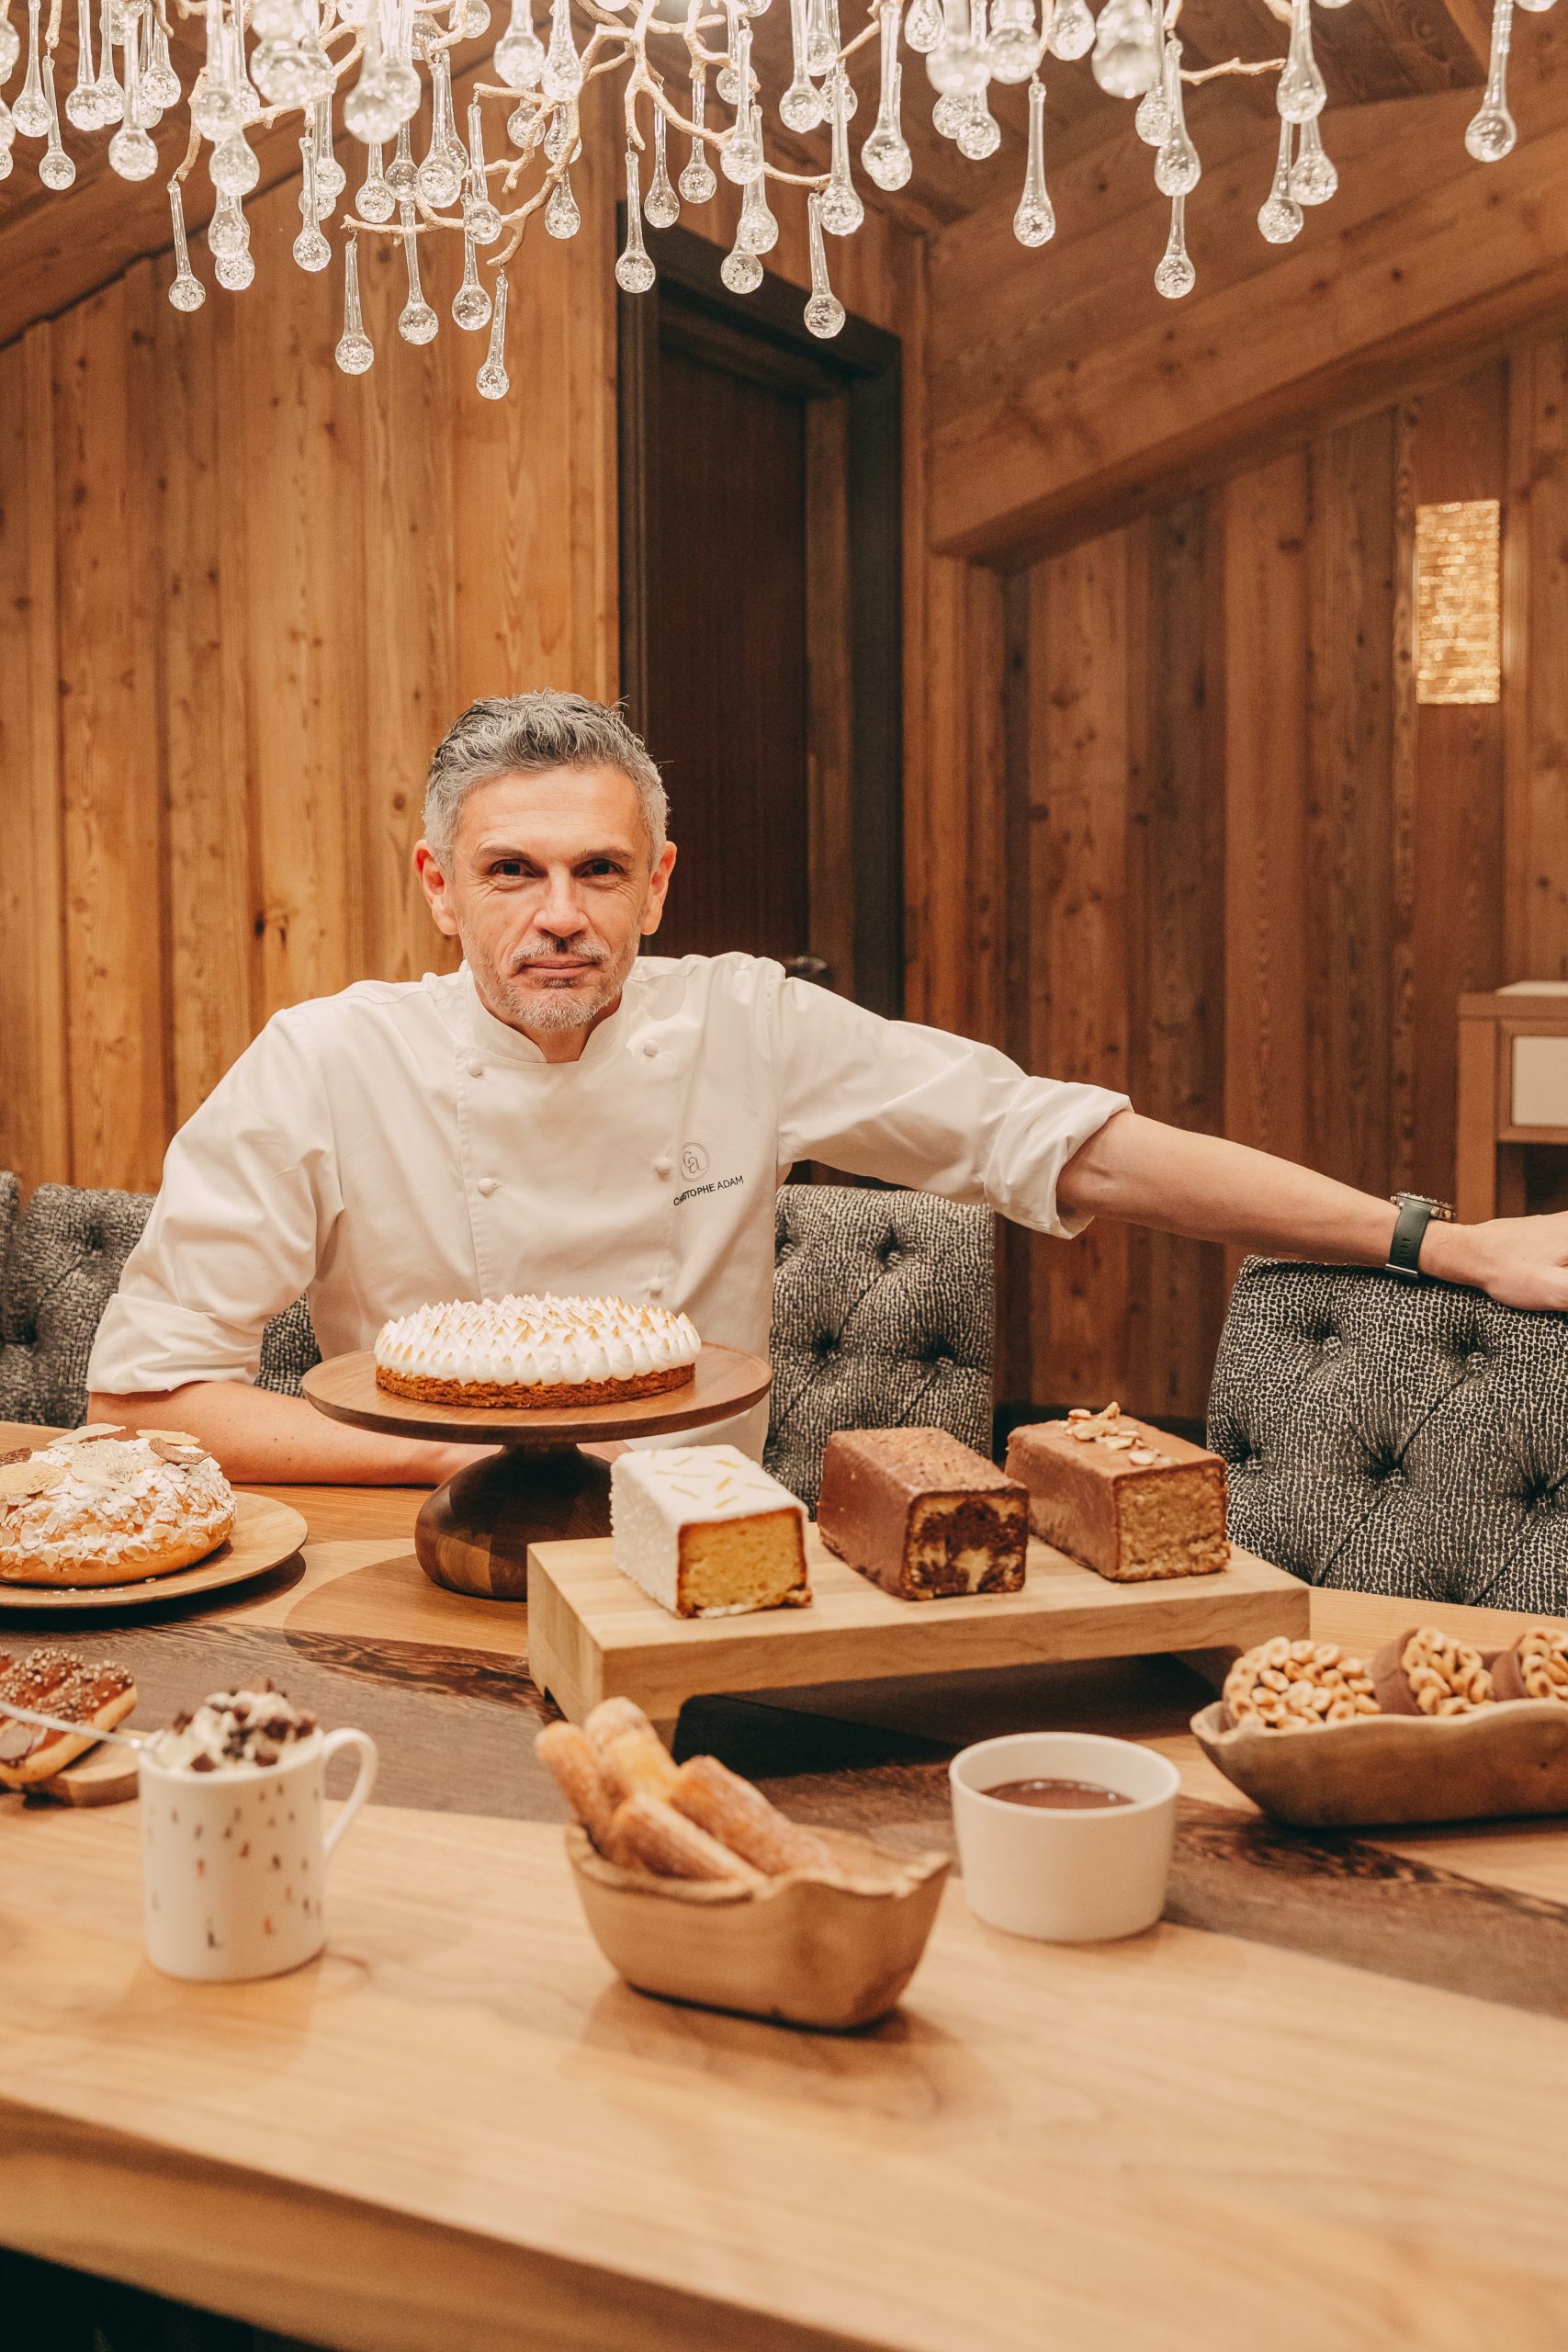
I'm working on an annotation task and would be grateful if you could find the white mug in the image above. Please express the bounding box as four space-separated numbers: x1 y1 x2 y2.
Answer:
139 1726 378 1982
949 1731 1180 1943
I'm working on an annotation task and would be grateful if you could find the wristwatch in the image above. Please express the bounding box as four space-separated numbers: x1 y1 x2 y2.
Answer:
1385 1191 1454 1283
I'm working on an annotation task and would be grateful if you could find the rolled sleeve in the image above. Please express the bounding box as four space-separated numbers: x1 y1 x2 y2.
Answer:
772 976 1129 1238
87 1012 339 1395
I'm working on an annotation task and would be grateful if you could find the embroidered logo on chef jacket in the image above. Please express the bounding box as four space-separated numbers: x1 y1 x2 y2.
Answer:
672 1142 744 1209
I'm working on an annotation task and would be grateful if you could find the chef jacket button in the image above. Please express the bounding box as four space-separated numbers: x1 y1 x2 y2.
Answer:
653 1156 672 1178
647 1278 665 1298
641 1039 659 1058
466 1059 484 1079
476 1177 499 1197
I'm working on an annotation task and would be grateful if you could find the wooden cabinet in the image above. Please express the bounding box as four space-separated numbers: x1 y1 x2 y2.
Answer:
1457 987 1568 1219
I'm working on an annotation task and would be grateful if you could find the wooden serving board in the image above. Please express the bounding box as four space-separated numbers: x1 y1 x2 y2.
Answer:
526 1528 1309 1731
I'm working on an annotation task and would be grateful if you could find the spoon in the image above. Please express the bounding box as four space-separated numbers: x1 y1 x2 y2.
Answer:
0 1695 151 1757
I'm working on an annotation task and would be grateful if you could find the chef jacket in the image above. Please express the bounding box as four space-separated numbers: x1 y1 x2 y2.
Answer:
88 955 1130 1453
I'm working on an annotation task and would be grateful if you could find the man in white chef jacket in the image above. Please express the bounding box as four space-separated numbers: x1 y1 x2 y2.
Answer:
91 691 1568 1484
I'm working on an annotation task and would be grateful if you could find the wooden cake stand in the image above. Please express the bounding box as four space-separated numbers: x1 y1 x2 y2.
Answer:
301 1345 773 1602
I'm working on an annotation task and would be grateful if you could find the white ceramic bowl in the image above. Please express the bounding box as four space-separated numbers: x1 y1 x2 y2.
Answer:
949 1731 1180 1942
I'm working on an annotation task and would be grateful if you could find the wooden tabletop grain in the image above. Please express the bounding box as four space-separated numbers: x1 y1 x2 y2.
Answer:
1 1420 1565 2352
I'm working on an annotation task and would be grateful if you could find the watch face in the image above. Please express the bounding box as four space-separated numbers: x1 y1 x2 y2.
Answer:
1393 1191 1453 1218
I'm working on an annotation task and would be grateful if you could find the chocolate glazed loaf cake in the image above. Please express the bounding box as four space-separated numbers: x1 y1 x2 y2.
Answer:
816 1429 1028 1600
1006 1406 1229 1582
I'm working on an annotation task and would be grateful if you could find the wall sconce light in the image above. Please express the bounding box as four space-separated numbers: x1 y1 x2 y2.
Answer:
1415 499 1501 706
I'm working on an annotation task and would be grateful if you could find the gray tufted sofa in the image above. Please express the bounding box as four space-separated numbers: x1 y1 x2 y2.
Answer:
1209 1257 1568 1616
0 1175 993 1508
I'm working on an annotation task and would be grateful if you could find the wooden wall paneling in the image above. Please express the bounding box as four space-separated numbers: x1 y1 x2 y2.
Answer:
52 264 172 1191
1303 410 1398 1197
927 66 1568 560
1025 529 1133 1406
903 556 1008 1044
153 250 264 1125
1505 326 1568 983
234 180 370 1018
995 567 1036 1406
1126 498 1228 1419
1389 400 1418 1194
1220 449 1310 1172
0 323 70 1192
1406 362 1508 1196
355 231 460 985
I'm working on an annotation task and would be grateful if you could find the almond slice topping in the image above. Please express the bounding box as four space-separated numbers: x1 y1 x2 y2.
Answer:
0 1459 67 1501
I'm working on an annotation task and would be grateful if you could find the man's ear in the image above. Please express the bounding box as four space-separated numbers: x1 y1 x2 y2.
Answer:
414 840 461 939
639 841 678 939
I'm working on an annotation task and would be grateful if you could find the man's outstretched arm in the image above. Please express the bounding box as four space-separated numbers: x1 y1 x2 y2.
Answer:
1058 1110 1568 1311
89 1381 495 1487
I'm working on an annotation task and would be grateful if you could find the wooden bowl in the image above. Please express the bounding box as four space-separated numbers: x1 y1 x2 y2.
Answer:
1191 1688 1568 1829
565 1825 951 2030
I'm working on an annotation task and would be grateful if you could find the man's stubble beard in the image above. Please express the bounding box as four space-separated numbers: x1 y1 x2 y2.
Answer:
467 933 635 1034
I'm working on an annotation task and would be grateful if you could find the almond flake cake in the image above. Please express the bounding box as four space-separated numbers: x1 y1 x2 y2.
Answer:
0 1428 235 1588
373 1294 702 1408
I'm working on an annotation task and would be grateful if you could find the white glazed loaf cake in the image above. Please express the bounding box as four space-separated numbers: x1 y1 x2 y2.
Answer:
610 1446 811 1618
375 1294 700 1408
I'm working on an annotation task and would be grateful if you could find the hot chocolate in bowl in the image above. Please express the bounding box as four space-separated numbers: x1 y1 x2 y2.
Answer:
982 1776 1135 1812
949 1731 1180 1942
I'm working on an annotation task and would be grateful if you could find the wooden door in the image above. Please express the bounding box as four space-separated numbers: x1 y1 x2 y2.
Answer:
619 226 903 1015
642 335 812 969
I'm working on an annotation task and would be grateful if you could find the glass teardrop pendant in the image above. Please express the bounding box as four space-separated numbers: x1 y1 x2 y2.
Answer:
477 268 510 396
804 187 845 335
615 144 657 289
167 177 207 308
335 233 375 370
1012 72 1054 245
1153 187 1194 297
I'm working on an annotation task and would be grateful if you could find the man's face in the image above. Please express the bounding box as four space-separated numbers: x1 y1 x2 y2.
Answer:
415 766 676 1036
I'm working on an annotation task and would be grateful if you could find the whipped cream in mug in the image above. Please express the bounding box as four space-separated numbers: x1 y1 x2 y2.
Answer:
152 1682 320 1774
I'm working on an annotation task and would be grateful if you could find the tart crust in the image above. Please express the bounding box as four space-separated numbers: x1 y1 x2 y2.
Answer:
375 1362 696 1410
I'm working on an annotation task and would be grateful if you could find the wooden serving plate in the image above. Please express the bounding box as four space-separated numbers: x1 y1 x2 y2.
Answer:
302 1345 772 1602
527 1528 1309 1732
0 1493 309 1617
1192 1688 1568 1828
566 1824 950 2030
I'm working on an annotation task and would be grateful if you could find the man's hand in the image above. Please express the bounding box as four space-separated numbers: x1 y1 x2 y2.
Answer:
1058 1110 1568 1312
89 1382 498 1487
1424 1216 1568 1313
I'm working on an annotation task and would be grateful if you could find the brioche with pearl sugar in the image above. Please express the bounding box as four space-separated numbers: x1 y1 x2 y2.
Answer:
0 1428 234 1588
374 1294 700 1408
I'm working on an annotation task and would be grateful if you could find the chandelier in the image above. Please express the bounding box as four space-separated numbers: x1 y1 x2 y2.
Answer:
0 0 1544 399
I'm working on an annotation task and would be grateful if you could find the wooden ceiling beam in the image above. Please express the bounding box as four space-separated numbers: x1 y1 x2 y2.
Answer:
927 38 1568 563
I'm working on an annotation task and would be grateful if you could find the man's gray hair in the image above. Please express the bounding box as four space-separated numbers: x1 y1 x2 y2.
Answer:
423 691 669 861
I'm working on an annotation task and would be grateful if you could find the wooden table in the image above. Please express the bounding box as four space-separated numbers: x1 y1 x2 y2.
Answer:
1 1421 1566 2352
